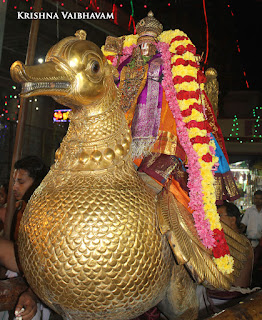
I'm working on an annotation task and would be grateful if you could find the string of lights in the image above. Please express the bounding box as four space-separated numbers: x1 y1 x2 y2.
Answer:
226 107 262 143
252 106 262 138
0 86 41 123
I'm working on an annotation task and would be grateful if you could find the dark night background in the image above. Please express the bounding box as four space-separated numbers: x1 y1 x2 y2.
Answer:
0 0 262 181
2 0 262 93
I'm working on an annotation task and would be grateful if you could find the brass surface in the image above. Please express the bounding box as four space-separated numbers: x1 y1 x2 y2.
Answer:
10 32 173 320
136 11 163 44
10 30 247 320
205 67 219 118
104 36 124 55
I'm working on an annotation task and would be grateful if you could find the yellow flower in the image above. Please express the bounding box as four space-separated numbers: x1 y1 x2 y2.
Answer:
201 170 214 180
201 173 214 187
203 201 214 212
182 51 197 61
213 255 234 274
175 81 199 93
183 109 205 123
200 162 214 172
200 83 205 91
188 128 207 138
101 45 117 57
123 34 139 47
202 178 215 190
207 212 221 230
170 39 193 48
209 139 216 149
172 65 197 78
213 155 219 164
175 99 198 111
169 49 196 64
193 143 210 155
167 30 232 272
202 189 220 228
158 29 182 44
202 182 214 192
203 187 215 198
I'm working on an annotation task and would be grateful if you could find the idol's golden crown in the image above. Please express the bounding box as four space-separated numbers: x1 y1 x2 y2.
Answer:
136 11 163 39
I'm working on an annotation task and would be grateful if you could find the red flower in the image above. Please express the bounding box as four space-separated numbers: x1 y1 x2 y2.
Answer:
186 44 196 55
172 58 199 68
212 229 230 258
175 45 187 55
202 153 213 162
106 55 115 63
174 44 196 55
186 120 213 133
186 120 206 129
173 75 196 84
171 36 189 43
181 103 203 117
197 69 206 84
177 89 200 100
190 136 210 144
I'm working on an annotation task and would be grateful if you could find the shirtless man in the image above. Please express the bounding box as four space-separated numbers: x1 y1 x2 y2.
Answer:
0 156 48 320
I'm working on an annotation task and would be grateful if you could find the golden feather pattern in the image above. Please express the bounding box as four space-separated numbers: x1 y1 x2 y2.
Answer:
222 222 250 259
157 189 248 290
204 68 219 118
221 222 250 282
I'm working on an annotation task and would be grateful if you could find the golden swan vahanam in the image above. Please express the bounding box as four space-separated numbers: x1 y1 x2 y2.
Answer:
10 30 249 320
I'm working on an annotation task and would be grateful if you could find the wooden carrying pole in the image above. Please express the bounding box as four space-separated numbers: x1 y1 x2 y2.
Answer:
4 0 43 239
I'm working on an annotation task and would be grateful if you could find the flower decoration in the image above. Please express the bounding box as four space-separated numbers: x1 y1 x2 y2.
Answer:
102 30 234 274
157 30 233 273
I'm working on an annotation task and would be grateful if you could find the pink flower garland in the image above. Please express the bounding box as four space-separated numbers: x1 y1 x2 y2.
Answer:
157 42 215 248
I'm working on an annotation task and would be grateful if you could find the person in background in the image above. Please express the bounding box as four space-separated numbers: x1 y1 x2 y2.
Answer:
11 156 48 242
0 183 8 208
241 190 262 287
216 202 253 288
240 190 262 248
0 156 49 320
198 201 254 318
0 183 8 235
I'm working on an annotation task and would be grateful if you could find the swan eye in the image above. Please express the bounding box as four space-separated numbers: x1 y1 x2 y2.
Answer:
91 61 100 73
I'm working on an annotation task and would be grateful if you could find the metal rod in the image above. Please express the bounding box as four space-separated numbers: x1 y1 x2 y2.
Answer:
0 0 8 64
4 0 43 239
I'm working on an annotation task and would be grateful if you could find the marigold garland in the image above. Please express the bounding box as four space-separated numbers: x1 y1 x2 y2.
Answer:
158 31 233 273
102 32 234 274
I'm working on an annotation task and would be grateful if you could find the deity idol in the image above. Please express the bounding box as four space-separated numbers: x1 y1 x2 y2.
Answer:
103 11 240 270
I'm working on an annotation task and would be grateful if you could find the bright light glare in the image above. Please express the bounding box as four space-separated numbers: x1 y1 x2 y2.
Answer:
69 58 78 68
